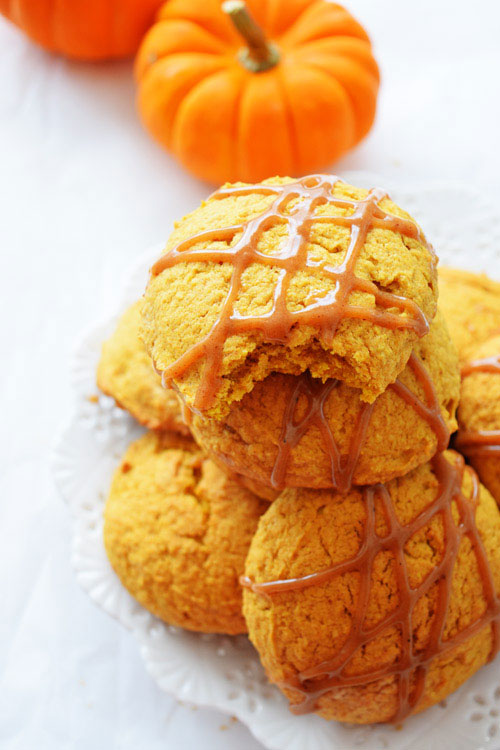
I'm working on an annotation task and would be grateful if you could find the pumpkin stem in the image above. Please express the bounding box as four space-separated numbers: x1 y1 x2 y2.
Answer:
222 0 280 73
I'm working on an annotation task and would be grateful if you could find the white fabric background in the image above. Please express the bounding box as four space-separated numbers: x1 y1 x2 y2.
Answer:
1 2 500 748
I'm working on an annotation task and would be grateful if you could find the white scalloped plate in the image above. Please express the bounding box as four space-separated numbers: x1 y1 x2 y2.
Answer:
52 172 500 750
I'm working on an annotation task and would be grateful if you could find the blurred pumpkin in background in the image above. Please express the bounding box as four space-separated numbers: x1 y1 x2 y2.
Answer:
135 0 380 184
0 0 163 61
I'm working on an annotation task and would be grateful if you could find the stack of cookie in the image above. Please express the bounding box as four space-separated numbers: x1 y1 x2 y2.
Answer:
98 176 500 724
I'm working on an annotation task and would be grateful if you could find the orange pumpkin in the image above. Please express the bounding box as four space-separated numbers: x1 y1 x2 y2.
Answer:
135 0 380 184
0 0 163 61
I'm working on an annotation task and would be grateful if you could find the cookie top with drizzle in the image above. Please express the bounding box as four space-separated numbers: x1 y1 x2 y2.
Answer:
242 452 500 723
142 175 437 418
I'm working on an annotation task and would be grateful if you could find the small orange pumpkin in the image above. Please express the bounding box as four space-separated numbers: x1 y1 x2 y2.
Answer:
135 0 380 183
0 0 163 61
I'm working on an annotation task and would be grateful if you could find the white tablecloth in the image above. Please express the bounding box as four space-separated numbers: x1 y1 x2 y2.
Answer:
1 2 500 748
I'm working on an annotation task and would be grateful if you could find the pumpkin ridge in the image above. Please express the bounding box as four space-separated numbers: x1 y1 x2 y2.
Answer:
291 37 380 80
273 0 325 41
234 77 251 182
296 56 377 142
261 0 274 32
140 54 228 149
47 0 58 50
304 58 357 127
164 19 231 53
276 64 300 175
135 22 228 82
143 51 228 69
310 60 356 149
109 0 119 58
280 3 370 48
154 16 235 54
171 67 245 178
48 0 62 50
318 55 378 91
282 60 355 169
236 73 295 178
96 0 114 59
158 1 240 45
98 0 115 59
1 0 165 59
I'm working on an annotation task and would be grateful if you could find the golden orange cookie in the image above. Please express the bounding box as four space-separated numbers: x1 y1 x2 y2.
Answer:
97 301 188 433
438 266 500 363
142 176 437 419
243 452 500 724
191 312 459 493
456 333 500 506
104 431 267 634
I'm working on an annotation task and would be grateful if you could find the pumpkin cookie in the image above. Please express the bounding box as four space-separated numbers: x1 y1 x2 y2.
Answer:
103 431 267 634
191 311 459 494
243 452 500 724
438 266 500 363
456 333 500 506
142 175 437 419
97 301 188 433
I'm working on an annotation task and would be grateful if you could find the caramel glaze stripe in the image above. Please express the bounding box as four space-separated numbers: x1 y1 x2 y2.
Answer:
388 353 450 452
188 350 450 495
241 453 500 722
457 354 500 456
268 352 449 493
455 430 500 455
151 175 434 411
462 354 500 378
269 374 375 493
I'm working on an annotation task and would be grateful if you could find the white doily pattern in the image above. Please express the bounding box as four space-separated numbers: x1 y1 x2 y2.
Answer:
52 173 500 750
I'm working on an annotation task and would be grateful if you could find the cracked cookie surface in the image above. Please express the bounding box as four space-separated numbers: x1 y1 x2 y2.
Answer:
142 177 437 419
104 431 267 634
243 453 500 723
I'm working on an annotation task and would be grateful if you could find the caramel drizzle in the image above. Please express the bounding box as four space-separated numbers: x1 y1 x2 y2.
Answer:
456 430 500 456
270 352 449 493
462 354 500 378
242 453 500 722
457 354 500 457
270 375 374 494
151 175 433 411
